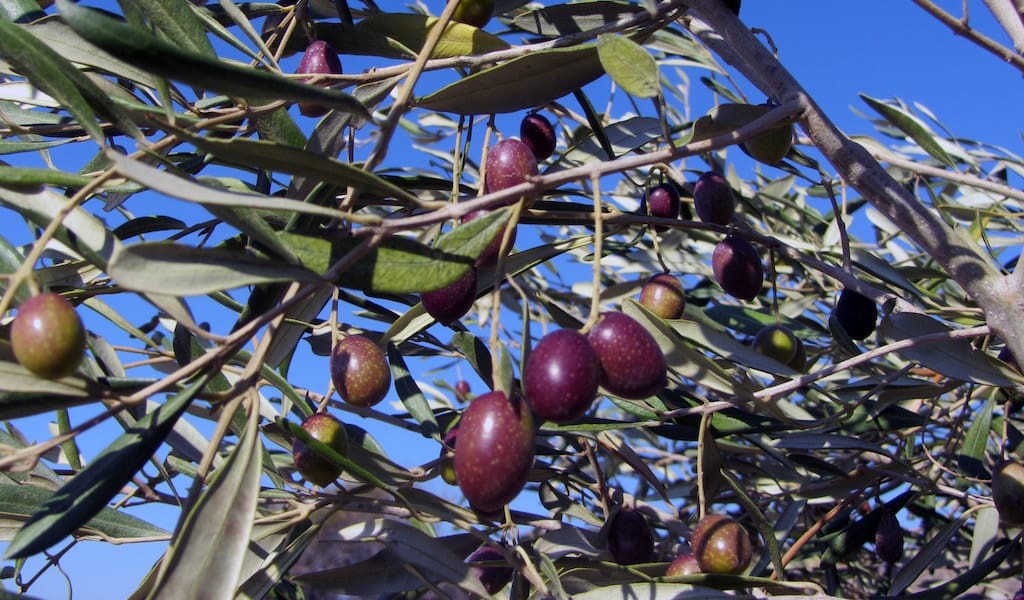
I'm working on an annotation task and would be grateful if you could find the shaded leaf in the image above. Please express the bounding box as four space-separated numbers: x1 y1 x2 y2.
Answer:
387 343 440 440
108 242 319 296
0 480 169 541
878 312 1021 387
889 512 969 595
417 45 605 115
150 403 263 600
5 374 210 559
513 2 644 37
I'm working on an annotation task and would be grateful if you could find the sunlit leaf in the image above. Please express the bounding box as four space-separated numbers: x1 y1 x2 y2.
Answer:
597 34 659 98
356 13 510 57
417 45 605 114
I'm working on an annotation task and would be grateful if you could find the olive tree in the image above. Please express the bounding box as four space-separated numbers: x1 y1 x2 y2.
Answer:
0 0 1023 598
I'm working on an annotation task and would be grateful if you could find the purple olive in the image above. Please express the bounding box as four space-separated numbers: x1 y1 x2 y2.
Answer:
711 235 763 301
421 267 478 325
296 40 342 117
587 311 667 400
693 171 735 226
524 329 600 423
484 138 539 200
520 112 556 160
330 334 391 407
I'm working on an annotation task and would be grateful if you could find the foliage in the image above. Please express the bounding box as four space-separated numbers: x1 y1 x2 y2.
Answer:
0 0 1023 598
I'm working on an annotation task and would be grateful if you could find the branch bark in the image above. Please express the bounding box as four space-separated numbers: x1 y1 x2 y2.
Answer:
685 0 1024 364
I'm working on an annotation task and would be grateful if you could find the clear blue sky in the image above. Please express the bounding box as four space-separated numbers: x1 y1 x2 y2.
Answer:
4 1 1023 598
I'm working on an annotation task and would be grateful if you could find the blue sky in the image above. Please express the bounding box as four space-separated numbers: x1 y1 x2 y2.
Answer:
4 1 1024 597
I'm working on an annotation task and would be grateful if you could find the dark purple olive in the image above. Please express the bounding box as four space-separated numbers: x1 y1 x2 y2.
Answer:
296 40 342 117
520 113 556 160
874 506 904 564
466 545 513 595
421 267 478 325
454 391 535 513
10 292 86 379
292 412 348 487
693 171 735 226
455 379 471 402
330 335 391 407
524 329 600 423
646 183 681 230
638 273 686 320
711 235 763 301
484 138 539 199
690 514 751 574
832 288 877 341
608 507 655 565
587 311 667 400
461 209 516 267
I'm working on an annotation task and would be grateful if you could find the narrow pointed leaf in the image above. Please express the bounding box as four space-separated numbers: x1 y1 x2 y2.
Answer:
4 374 210 559
878 312 1022 387
108 242 319 296
0 482 169 541
165 126 421 205
150 404 263 600
597 34 659 98
513 2 645 36
889 513 968 595
861 94 956 168
417 45 605 114
0 16 140 142
357 13 509 57
958 394 994 478
129 0 215 58
56 0 370 121
387 344 440 440
279 207 510 294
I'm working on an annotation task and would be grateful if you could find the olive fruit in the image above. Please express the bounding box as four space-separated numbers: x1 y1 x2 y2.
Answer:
832 288 877 341
751 324 800 366
788 336 808 372
449 0 494 28
524 329 600 423
874 506 904 564
454 390 535 513
466 545 513 595
461 209 516 267
607 507 655 565
587 311 668 400
693 171 735 226
11 292 86 379
742 120 794 165
665 552 701 577
712 235 764 301
292 412 349 487
690 514 752 575
455 379 471 402
520 112 556 160
421 267 478 325
330 334 391 407
638 273 686 320
296 40 342 117
646 183 681 230
484 138 539 198
992 460 1024 525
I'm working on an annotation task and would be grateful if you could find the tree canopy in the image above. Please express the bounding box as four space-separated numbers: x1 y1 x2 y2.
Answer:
1 0 1024 598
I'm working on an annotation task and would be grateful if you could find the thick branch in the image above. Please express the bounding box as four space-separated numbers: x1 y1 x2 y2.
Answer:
686 0 1024 361
984 0 1024 54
